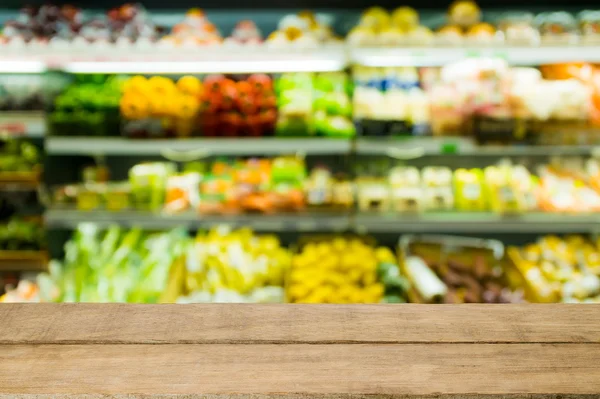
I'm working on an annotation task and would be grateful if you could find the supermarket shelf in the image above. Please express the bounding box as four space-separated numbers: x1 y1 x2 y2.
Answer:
44 209 351 231
45 137 352 157
356 137 476 157
356 137 600 157
0 112 45 138
350 46 600 67
0 47 347 74
355 213 600 233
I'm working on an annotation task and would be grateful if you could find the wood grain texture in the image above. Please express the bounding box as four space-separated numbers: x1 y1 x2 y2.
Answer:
1 303 599 344
1 343 599 395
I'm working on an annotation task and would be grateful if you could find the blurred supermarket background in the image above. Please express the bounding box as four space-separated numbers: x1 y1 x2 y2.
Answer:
1 0 600 304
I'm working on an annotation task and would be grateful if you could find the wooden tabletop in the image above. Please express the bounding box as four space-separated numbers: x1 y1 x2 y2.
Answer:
0 304 599 398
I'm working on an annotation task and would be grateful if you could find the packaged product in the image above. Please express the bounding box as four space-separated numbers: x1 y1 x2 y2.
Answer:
454 168 487 211
129 162 176 211
388 166 422 213
484 164 534 214
534 12 579 45
105 183 131 212
164 173 201 214
498 12 540 45
399 235 522 304
579 10 600 43
422 167 454 211
357 178 390 212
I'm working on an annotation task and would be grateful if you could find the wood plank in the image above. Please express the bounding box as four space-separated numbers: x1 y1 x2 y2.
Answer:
0 343 598 395
1 303 599 345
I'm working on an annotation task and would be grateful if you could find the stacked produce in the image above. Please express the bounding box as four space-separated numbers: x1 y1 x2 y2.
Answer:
0 217 45 251
276 72 355 137
508 235 600 303
401 235 523 303
287 237 401 303
120 74 277 138
42 225 186 303
0 138 41 176
202 74 277 137
347 2 600 47
120 75 204 138
173 227 291 303
0 5 339 50
160 9 222 46
0 3 162 48
266 11 339 48
48 74 122 137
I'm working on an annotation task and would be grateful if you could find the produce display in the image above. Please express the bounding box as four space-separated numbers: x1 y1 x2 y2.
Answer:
287 237 402 303
275 72 355 137
400 235 523 303
54 157 308 214
52 156 600 215
0 5 336 50
173 227 291 303
48 74 122 137
0 73 69 112
353 66 428 136
0 217 45 251
0 138 41 176
353 60 600 143
43 225 186 302
355 160 600 214
423 60 600 143
0 3 162 48
4 223 600 304
508 235 600 303
347 2 600 47
49 72 355 138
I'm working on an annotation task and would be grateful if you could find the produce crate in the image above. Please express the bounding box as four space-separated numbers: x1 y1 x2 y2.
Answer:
397 234 509 304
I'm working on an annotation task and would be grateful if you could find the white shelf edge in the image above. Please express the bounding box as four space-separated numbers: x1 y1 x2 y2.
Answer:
355 213 600 233
44 209 351 231
350 46 600 67
45 137 352 156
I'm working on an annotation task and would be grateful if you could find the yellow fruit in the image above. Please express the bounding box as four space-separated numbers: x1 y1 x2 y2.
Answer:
349 268 364 283
366 283 385 300
363 271 377 286
123 75 149 95
332 237 347 252
177 75 203 97
120 94 150 120
288 284 311 301
375 247 396 263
